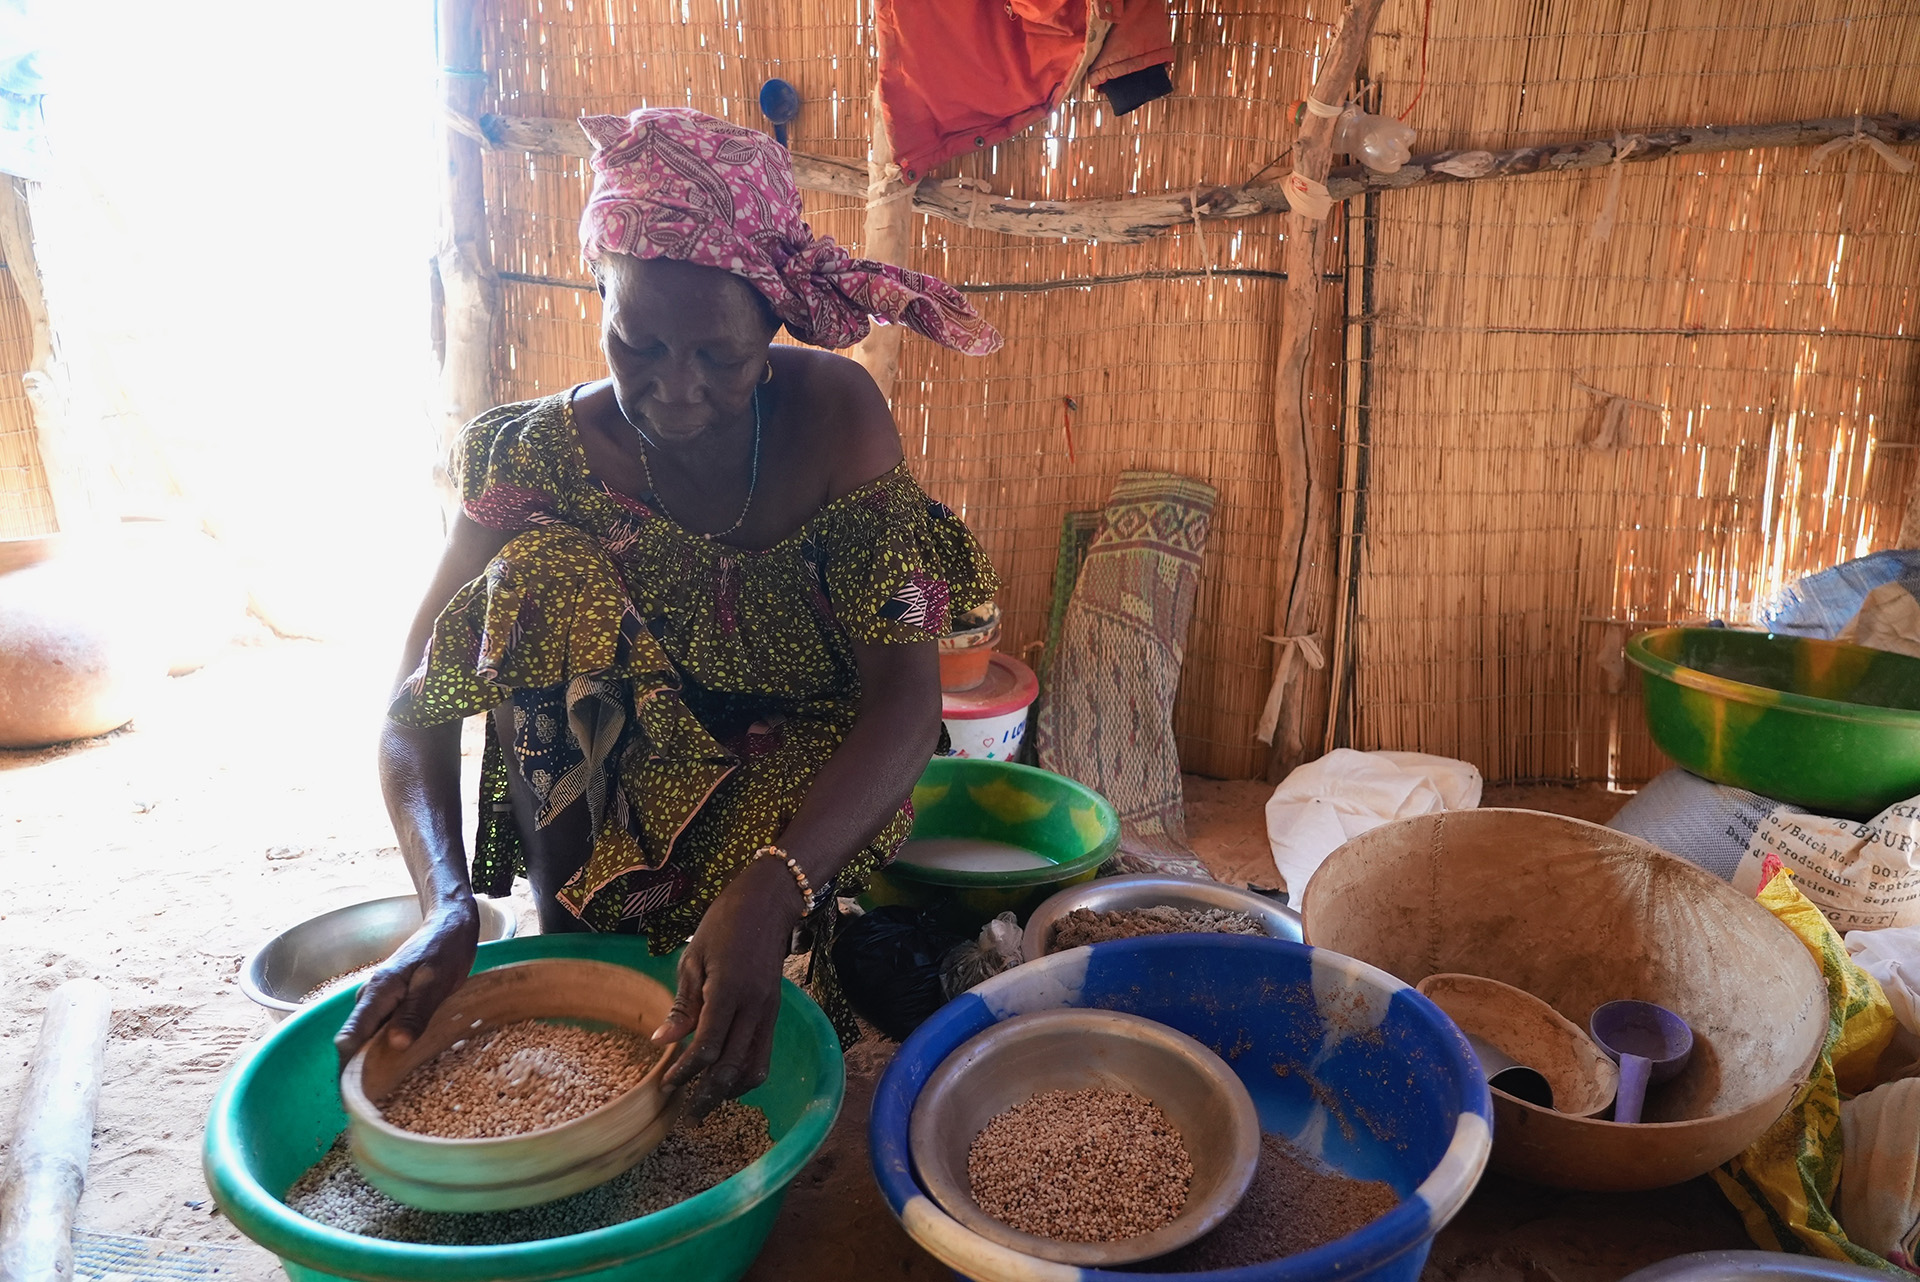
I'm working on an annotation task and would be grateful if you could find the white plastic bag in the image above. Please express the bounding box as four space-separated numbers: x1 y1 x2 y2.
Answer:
1265 750 1482 895
1848 924 1920 1077
1330 103 1416 173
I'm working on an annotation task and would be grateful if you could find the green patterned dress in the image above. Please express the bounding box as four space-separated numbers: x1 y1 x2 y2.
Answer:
390 389 997 1038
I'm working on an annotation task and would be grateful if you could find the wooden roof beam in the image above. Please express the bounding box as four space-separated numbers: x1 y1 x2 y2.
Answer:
473 111 1919 246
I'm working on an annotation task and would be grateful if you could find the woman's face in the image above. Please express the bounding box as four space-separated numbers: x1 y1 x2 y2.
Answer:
597 253 778 445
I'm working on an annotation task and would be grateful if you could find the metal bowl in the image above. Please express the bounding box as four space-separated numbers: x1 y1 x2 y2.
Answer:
907 1008 1260 1267
239 895 518 1020
1622 1252 1896 1282
1021 873 1302 961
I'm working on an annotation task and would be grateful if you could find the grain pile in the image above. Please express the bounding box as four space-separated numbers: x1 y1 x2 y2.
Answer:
285 1100 772 1244
1140 1132 1399 1270
1050 906 1265 951
301 964 378 1005
380 1020 660 1138
968 1088 1191 1242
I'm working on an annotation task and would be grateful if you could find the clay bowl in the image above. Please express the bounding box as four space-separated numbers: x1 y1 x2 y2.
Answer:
340 958 680 1211
1416 973 1619 1130
907 1008 1260 1267
1304 810 1827 1192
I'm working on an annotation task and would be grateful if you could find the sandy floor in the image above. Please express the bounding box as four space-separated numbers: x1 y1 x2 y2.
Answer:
2 638 1741 1282
0 637 437 1276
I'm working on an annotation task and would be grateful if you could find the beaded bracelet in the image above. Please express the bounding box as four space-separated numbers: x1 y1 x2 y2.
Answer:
753 844 826 915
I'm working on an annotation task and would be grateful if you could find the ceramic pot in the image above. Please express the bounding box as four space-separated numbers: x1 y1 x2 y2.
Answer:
0 535 169 747
937 605 1001 692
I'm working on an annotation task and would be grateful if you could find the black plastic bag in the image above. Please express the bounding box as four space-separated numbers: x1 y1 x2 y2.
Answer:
830 906 969 1041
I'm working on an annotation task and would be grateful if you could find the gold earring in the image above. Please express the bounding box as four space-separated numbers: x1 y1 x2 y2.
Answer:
760 361 775 385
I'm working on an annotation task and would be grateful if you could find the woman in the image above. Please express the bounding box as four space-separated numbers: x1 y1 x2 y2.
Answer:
335 108 1001 1120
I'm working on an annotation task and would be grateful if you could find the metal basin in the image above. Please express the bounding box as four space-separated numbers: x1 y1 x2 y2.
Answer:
1021 873 1302 961
239 895 518 1020
907 1008 1260 1267
1623 1251 1896 1281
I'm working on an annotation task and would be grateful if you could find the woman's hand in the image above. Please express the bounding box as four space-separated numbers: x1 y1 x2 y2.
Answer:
334 898 481 1067
653 857 803 1119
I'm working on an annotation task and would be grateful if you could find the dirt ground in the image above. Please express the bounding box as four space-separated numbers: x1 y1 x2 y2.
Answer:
0 637 1749 1281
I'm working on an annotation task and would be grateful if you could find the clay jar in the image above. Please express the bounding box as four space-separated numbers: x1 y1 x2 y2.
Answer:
0 534 172 748
938 604 1002 693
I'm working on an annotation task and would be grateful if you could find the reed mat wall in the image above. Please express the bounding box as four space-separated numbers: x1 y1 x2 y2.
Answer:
468 0 1918 783
0 250 53 538
1355 0 1920 784
478 0 1338 780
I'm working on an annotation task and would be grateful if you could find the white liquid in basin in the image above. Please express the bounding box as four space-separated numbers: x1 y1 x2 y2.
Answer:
896 838 1053 873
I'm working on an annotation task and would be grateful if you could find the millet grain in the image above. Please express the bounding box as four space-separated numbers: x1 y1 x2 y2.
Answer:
967 1088 1191 1242
1050 906 1265 951
380 1019 660 1138
286 1100 772 1245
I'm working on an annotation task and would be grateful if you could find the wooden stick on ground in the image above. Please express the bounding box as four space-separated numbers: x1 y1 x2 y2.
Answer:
1263 0 1387 780
0 979 112 1282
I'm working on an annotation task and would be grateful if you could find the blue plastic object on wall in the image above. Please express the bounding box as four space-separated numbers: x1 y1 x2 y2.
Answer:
758 78 800 148
869 934 1493 1281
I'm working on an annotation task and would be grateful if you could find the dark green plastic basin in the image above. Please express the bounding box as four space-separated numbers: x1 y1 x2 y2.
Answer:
864 757 1120 932
1627 627 1920 817
203 935 844 1282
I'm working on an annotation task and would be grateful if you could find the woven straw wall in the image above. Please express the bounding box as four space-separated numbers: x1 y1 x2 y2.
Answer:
477 0 1337 780
1353 0 1920 783
0 256 54 537
474 0 1919 783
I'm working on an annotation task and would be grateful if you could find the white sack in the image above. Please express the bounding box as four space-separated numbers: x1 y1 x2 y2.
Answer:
1838 1078 1920 1268
1266 749 1482 895
1848 924 1920 1077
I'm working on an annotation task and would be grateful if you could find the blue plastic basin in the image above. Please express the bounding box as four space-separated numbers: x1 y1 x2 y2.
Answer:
870 934 1492 1282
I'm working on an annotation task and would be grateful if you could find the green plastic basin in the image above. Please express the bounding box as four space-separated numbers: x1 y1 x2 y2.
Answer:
864 757 1120 932
203 934 844 1282
1627 627 1920 818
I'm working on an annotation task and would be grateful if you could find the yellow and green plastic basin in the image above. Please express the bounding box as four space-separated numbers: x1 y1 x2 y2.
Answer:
864 757 1120 932
1627 627 1920 818
203 934 844 1282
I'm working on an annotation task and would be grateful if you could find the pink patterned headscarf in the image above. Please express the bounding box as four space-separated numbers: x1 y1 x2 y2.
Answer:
579 107 1001 356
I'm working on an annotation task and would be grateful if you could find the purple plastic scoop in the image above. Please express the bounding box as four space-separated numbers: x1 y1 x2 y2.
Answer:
1589 1000 1694 1125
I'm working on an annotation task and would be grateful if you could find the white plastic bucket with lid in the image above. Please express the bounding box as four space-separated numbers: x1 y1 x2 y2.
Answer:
939 653 1038 762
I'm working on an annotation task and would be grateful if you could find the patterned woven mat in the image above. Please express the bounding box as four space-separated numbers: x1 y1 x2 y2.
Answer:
71 1230 250 1281
1035 471 1218 877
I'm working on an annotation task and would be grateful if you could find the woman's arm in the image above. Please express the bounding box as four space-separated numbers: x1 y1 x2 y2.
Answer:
334 515 512 1065
655 635 942 1115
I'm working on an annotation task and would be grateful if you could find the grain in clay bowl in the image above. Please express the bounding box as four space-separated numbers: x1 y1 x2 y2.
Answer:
340 957 681 1212
1304 809 1828 1192
1415 973 1619 1131
908 1008 1261 1266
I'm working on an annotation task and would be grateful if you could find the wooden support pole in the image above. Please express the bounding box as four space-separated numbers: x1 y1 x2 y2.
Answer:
849 84 912 401
476 111 1919 246
0 178 101 534
1261 0 1386 781
434 0 498 509
0 980 112 1282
